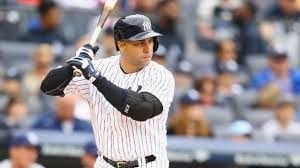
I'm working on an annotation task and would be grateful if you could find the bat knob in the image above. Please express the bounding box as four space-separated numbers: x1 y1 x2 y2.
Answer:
72 66 82 77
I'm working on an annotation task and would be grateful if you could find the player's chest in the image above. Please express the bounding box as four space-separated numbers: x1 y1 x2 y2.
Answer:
102 69 149 92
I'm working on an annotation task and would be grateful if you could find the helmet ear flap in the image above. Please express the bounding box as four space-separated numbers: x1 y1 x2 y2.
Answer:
114 38 119 51
114 28 123 51
115 43 119 51
153 37 159 52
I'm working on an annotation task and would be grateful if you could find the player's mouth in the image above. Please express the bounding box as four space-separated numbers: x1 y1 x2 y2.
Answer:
143 54 152 59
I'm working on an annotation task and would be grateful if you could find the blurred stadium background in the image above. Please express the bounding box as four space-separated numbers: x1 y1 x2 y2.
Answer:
1 0 300 167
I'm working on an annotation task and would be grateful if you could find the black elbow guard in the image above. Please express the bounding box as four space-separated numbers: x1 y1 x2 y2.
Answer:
121 91 163 121
40 64 73 96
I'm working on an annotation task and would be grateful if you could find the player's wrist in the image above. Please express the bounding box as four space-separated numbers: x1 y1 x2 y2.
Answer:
88 71 101 83
91 72 104 85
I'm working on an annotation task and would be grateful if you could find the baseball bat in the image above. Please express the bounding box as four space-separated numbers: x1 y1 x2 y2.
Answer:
73 0 118 77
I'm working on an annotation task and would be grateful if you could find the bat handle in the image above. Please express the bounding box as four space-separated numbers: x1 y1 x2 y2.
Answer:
73 13 104 77
73 25 101 77
72 66 82 77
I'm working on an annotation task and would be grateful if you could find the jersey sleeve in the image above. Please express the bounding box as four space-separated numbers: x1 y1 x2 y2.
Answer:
64 76 91 100
140 68 175 113
63 60 102 100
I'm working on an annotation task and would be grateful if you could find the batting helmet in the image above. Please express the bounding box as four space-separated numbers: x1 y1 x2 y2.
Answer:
113 14 162 52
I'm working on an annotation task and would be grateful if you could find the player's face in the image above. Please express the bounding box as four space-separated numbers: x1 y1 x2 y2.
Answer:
120 37 154 67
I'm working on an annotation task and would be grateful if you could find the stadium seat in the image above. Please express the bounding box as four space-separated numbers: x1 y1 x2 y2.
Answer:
212 124 230 138
203 106 233 126
59 8 98 43
275 134 300 143
0 41 38 71
186 50 214 71
234 89 257 112
245 54 268 75
0 6 37 40
241 108 274 128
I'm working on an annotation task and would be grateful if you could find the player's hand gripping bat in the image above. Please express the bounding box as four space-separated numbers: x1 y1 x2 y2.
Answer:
73 0 118 77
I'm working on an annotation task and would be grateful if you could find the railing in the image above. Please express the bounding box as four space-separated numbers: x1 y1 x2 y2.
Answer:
1 129 300 168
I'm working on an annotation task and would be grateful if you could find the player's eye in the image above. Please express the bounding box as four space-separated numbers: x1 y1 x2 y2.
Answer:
137 41 144 45
148 38 154 44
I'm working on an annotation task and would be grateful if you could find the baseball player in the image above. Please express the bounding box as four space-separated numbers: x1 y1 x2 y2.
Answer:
40 14 175 168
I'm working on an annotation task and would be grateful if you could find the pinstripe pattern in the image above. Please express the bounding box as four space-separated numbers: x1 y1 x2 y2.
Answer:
64 55 174 168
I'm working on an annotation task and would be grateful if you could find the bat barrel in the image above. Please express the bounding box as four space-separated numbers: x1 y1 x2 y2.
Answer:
90 26 102 46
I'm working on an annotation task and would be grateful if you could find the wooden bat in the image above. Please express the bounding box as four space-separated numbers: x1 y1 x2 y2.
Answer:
73 0 118 77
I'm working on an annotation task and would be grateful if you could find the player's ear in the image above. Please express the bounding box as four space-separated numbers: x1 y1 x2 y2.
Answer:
117 41 126 50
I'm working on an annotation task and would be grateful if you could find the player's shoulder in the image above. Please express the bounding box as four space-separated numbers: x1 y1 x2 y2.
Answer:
0 159 10 166
92 55 120 66
33 163 46 168
93 55 120 67
147 61 174 78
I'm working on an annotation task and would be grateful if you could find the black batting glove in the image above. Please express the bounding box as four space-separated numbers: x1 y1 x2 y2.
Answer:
67 44 100 82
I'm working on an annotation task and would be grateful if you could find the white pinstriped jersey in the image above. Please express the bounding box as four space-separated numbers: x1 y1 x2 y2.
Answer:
64 55 175 168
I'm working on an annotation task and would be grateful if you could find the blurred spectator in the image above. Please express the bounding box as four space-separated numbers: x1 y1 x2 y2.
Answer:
0 0 15 5
19 0 69 45
197 0 241 21
98 27 119 58
152 44 167 66
81 141 97 168
0 132 45 168
196 0 240 50
227 120 253 142
174 60 194 93
33 95 92 134
17 0 40 7
263 0 300 66
196 0 219 21
194 75 217 107
259 21 275 44
214 39 242 72
170 61 193 115
251 49 300 96
154 0 184 70
215 39 237 62
215 60 243 110
0 97 29 129
195 20 217 52
53 0 100 9
261 99 300 141
214 0 241 41
233 0 267 64
0 68 23 113
213 0 240 24
21 44 54 114
62 35 90 61
255 83 281 109
0 68 22 98
131 0 159 21
168 89 212 137
265 0 300 22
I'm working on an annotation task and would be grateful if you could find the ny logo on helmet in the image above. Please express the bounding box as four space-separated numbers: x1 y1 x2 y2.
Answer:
143 20 152 31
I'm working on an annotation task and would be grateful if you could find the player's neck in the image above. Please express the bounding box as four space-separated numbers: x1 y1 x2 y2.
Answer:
119 58 143 74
